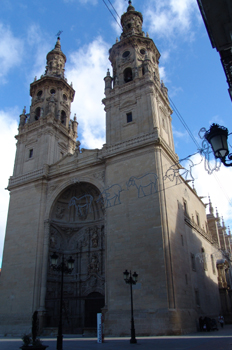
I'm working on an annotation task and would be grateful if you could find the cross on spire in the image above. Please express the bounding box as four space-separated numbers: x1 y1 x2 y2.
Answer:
56 30 63 39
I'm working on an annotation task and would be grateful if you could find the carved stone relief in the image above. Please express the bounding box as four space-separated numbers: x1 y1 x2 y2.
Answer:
46 182 105 331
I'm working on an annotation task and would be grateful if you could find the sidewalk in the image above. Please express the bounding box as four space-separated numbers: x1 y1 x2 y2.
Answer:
1 325 232 350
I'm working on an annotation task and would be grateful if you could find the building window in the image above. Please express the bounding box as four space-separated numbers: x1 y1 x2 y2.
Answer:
211 254 216 274
162 118 165 129
195 289 200 306
196 212 200 226
29 149 33 158
191 253 196 271
183 200 188 215
127 112 133 123
201 248 207 271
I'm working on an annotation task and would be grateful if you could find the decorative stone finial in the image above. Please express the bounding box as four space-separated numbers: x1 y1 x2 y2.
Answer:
128 0 135 11
228 227 231 236
116 37 118 43
222 216 225 228
208 196 214 215
74 113 77 121
107 68 110 76
22 106 26 115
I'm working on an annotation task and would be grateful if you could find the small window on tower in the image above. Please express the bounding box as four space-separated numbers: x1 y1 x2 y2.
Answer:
37 90 43 99
35 107 41 121
29 149 33 158
127 112 132 123
61 111 66 126
124 68 133 83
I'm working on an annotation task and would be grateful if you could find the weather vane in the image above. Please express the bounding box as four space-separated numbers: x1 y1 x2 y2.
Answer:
56 30 63 38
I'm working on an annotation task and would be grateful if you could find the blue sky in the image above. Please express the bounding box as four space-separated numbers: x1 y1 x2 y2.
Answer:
0 0 232 264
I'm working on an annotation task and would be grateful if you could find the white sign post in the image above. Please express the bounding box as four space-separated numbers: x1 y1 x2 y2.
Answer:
97 313 102 343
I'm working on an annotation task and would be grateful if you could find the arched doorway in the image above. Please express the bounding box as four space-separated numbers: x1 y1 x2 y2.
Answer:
85 292 105 328
45 182 105 333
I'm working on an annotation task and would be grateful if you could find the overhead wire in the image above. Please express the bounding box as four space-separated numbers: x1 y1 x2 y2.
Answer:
102 0 122 30
168 95 201 150
107 0 121 22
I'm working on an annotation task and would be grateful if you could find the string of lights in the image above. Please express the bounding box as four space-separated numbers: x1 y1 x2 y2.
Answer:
168 94 231 208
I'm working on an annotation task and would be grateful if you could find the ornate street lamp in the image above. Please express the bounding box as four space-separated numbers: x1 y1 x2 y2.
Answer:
204 123 232 167
123 269 138 344
50 252 75 350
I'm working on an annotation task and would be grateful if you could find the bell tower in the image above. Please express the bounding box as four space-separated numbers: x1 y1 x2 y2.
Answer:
103 1 174 152
14 37 78 177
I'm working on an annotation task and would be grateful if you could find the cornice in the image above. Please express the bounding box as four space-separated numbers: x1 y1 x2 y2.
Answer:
109 35 160 61
17 115 76 143
103 76 172 113
8 165 49 190
184 215 213 244
99 130 177 162
30 75 75 99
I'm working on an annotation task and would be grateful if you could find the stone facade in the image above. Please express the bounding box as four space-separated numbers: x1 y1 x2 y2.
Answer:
0 2 232 336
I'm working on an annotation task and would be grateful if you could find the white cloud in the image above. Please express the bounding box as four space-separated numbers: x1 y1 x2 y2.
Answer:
159 66 166 81
0 110 18 265
190 153 232 229
26 25 51 85
66 37 109 149
0 23 24 83
63 0 98 3
144 0 199 39
110 0 127 35
173 128 188 139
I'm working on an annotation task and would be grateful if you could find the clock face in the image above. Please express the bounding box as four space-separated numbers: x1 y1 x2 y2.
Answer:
122 51 130 58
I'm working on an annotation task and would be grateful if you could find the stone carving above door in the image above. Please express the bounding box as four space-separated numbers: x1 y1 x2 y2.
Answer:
51 182 104 223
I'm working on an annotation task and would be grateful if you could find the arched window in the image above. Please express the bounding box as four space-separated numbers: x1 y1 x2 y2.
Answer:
61 110 66 126
35 107 40 121
124 67 133 83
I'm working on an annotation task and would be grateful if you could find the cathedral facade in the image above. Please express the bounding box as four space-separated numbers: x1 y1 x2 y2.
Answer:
0 2 232 336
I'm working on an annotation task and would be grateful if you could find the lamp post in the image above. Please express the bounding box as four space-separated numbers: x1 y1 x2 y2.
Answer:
50 252 75 350
123 269 138 344
204 123 232 167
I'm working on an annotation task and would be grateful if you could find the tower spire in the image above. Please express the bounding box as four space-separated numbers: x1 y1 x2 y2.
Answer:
45 37 66 78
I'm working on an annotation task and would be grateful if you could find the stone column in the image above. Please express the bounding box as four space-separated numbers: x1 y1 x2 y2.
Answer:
38 219 50 331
